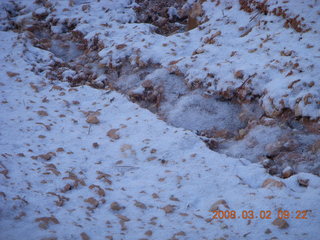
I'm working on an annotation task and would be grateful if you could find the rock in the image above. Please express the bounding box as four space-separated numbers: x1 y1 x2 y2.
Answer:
37 110 49 116
92 142 99 148
262 178 286 188
39 152 55 161
152 193 159 199
61 183 73 193
260 117 277 126
209 199 229 212
80 232 90 240
110 202 122 211
84 197 99 208
86 115 100 124
268 166 279 175
32 8 49 20
107 129 120 140
35 216 59 229
134 200 147 209
187 2 204 30
81 4 90 12
272 218 289 229
310 140 320 153
282 138 298 151
238 128 248 139
265 137 298 157
6 71 19 77
116 214 130 222
220 223 228 229
234 70 244 79
89 184 105 197
169 195 180 202
56 147 64 152
145 230 153 236
175 231 186 236
265 142 282 156
162 204 175 214
141 80 153 89
115 44 127 50
265 228 272 234
282 167 294 178
262 159 272 168
297 178 309 187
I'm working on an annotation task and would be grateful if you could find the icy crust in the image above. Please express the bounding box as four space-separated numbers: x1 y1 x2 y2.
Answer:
1 30 320 240
35 0 318 119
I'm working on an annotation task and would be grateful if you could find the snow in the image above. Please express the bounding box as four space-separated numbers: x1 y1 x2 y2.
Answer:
0 0 320 239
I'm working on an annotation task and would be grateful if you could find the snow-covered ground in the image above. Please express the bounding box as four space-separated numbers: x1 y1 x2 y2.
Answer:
1 0 320 239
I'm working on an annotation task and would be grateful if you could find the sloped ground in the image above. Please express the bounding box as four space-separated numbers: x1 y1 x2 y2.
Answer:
3 0 319 176
0 1 320 240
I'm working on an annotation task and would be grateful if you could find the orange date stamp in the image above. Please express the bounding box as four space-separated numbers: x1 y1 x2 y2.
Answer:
210 210 309 220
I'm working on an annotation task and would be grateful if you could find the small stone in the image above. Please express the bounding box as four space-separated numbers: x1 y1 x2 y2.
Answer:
134 200 147 209
234 70 244 79
238 128 247 139
80 232 90 240
39 153 54 161
262 178 285 188
145 230 153 236
152 193 159 198
81 4 90 12
282 167 294 178
265 228 272 234
175 231 186 236
265 142 282 156
169 195 180 201
297 178 309 187
310 140 320 153
162 204 175 214
6 71 19 77
84 197 99 208
92 142 99 148
86 115 100 124
260 117 277 126
38 222 48 229
268 166 279 175
107 129 120 140
116 214 130 222
272 218 289 229
110 202 122 211
209 199 229 212
61 184 73 193
115 44 127 50
37 110 48 116
262 159 272 168
141 80 153 89
56 147 64 152
221 223 228 229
